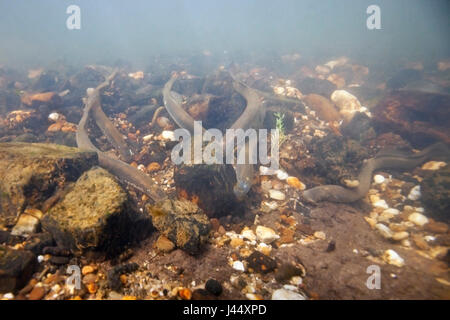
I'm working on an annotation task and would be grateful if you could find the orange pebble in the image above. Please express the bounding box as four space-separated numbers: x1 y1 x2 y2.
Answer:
178 288 192 300
147 162 161 172
87 283 98 294
122 295 137 300
120 274 127 285
286 176 306 190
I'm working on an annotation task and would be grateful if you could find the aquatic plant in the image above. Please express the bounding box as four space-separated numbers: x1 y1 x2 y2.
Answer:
273 112 287 146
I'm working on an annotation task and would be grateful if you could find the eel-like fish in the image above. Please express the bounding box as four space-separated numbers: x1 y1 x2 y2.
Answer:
76 72 167 202
88 70 133 162
163 76 206 134
162 73 266 198
228 75 267 198
303 142 450 203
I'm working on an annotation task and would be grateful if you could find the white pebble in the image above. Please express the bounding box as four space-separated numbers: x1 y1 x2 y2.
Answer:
408 212 429 226
259 166 277 175
269 189 286 201
2 293 14 300
383 208 400 216
161 130 176 141
142 134 153 142
241 229 257 242
290 276 303 286
232 261 245 272
275 170 289 180
424 235 436 242
272 289 306 300
382 249 405 267
373 175 385 184
245 293 260 300
375 223 393 239
373 200 389 209
313 231 326 240
37 255 44 263
407 185 421 201
256 226 280 244
48 112 60 122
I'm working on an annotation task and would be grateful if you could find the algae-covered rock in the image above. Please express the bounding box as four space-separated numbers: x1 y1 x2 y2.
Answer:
41 167 135 255
421 166 450 223
0 142 98 226
0 245 37 293
148 198 211 255
307 135 369 184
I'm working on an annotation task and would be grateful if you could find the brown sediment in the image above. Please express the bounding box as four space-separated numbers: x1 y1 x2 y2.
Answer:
76 71 167 203
303 142 450 203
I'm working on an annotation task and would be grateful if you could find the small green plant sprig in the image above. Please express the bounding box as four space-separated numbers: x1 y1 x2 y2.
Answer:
273 112 287 146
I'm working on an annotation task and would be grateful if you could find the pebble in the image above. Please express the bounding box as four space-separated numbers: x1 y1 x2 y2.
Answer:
147 162 161 172
272 288 306 300
142 134 153 142
3 293 14 300
48 112 62 122
275 170 289 180
11 213 40 236
241 228 257 242
374 175 385 184
230 238 244 248
313 231 326 240
407 185 421 201
246 293 263 300
155 234 175 253
256 243 272 256
383 208 400 216
382 249 405 267
108 291 124 300
286 176 306 190
392 231 409 241
421 161 446 171
344 179 359 188
232 261 245 272
259 166 277 175
290 276 303 286
256 226 280 244
375 223 393 239
161 130 176 141
82 265 95 275
269 189 286 201
373 200 389 209
408 212 429 227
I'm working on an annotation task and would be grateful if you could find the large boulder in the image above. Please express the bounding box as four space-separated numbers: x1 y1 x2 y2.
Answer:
0 143 97 227
41 167 139 256
372 90 450 147
0 246 37 293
